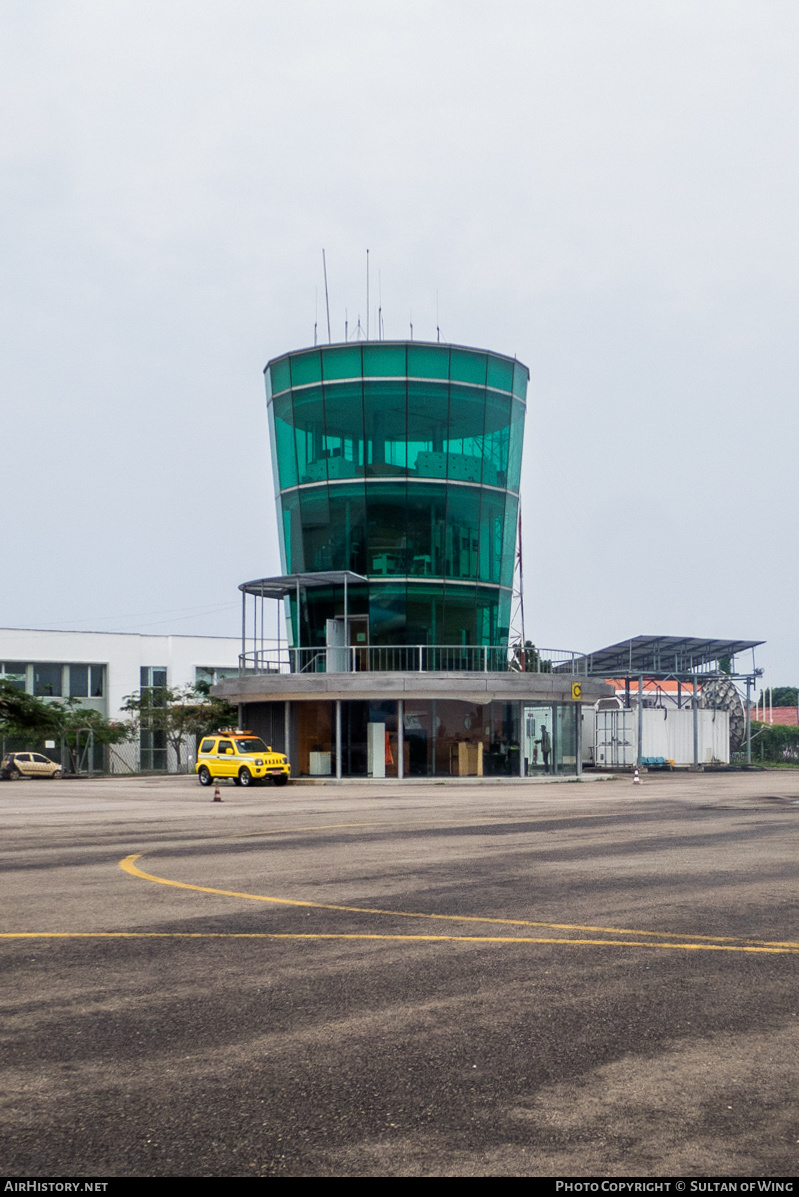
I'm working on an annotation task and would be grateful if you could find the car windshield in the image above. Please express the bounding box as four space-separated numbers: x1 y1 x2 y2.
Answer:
235 738 268 754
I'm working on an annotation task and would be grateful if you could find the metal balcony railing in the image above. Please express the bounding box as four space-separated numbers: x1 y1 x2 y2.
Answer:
238 645 587 676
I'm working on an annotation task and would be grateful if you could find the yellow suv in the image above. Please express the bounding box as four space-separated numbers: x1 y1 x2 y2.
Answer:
196 730 290 788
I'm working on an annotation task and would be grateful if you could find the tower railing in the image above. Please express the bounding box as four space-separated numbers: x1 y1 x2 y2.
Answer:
238 644 587 676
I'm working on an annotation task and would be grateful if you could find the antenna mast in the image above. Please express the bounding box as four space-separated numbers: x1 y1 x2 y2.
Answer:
366 249 370 340
322 249 332 344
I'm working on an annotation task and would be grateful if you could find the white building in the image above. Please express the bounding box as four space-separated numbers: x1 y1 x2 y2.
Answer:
0 628 249 772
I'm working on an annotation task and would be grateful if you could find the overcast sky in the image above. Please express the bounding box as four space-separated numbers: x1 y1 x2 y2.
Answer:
3 1 797 685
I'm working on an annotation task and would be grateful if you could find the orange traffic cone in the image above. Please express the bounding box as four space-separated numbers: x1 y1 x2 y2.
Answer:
213 786 223 802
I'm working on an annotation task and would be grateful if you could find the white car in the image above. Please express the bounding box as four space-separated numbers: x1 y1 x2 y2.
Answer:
1 752 63 780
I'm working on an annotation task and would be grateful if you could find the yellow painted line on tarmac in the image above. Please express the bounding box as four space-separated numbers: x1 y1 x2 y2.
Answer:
118 854 799 950
2 931 799 953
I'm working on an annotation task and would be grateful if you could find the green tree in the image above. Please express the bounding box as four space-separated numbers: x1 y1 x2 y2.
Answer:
749 723 799 763
762 687 799 707
1 681 134 772
122 684 237 773
0 681 61 739
54 700 133 773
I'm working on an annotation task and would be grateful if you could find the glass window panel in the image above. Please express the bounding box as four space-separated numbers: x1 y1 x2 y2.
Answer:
407 344 449 379
434 699 490 774
69 664 89 697
33 664 62 697
445 485 481 580
485 701 520 775
292 386 325 484
406 584 443 645
290 350 322 386
478 490 507 583
272 392 298 490
497 590 511 645
362 344 406 376
447 386 486 484
363 381 407 474
1 663 27 689
481 391 511 487
407 381 449 474
90 665 104 697
299 488 332 578
441 584 478 645
267 400 282 498
323 380 364 474
321 345 362 380
513 361 528 399
406 483 447 577
501 494 519 589
506 399 525 493
450 349 487 386
323 484 367 575
269 358 291 394
475 589 501 644
486 355 514 392
366 483 408 574
368 582 407 645
280 490 303 573
403 700 432 775
297 701 335 775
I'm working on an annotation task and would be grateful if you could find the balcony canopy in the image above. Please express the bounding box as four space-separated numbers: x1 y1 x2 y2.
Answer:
239 571 367 599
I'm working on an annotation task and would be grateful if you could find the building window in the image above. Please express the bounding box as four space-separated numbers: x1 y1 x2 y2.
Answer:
139 667 168 771
141 666 167 689
68 664 104 698
33 664 63 697
195 666 239 687
0 662 27 691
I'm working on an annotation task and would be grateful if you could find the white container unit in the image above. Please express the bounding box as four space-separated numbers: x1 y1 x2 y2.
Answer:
594 707 730 768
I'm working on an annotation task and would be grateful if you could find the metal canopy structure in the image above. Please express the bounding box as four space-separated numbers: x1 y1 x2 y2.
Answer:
568 635 764 678
239 571 367 599
240 572 368 660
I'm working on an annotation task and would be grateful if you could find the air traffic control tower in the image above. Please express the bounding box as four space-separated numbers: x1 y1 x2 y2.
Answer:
268 340 525 649
215 340 611 779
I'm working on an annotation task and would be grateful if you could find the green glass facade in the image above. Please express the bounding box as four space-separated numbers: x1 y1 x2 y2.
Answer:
265 341 528 649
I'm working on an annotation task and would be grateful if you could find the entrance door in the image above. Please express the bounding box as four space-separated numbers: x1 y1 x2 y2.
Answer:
522 706 554 775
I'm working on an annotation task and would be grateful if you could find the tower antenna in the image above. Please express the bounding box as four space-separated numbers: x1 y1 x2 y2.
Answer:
366 249 370 340
322 249 332 344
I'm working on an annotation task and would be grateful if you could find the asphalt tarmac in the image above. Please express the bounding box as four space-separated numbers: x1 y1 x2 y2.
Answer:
2 770 799 1178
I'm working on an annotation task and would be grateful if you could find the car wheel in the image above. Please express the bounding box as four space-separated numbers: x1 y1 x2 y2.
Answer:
51 770 62 779
238 767 253 787
8 768 21 781
198 767 212 787
273 774 289 787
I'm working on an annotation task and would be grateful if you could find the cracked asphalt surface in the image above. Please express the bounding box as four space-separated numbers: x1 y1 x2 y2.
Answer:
2 771 799 1177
